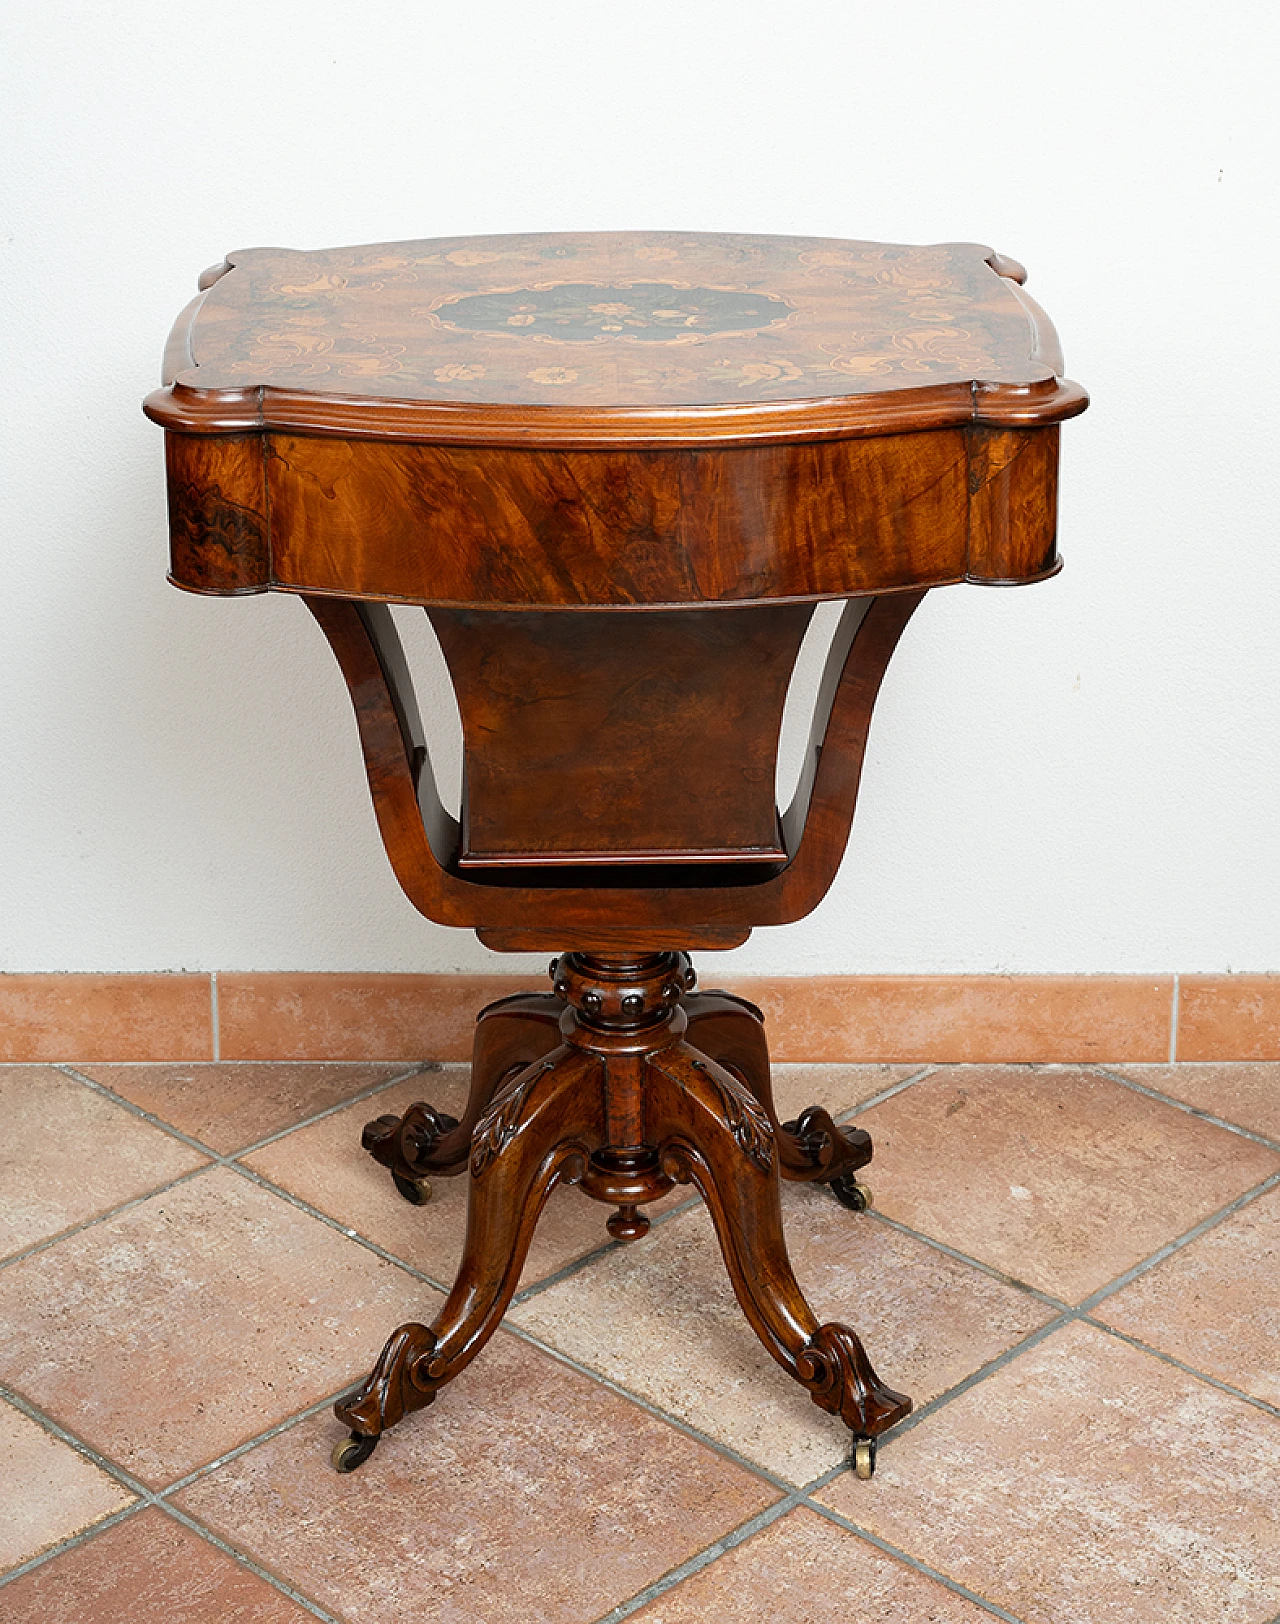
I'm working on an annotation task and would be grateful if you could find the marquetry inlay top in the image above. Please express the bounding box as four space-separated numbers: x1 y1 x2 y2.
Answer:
179 230 1059 399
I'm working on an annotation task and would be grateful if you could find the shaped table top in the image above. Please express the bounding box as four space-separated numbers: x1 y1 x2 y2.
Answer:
145 231 1085 447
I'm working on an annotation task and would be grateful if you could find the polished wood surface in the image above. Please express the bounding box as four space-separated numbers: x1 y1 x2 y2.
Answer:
149 232 1086 1477
301 589 922 948
432 604 810 866
145 231 1085 445
337 954 908 1474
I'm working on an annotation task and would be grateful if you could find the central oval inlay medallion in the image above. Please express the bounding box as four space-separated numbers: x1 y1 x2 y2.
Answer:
430 282 793 343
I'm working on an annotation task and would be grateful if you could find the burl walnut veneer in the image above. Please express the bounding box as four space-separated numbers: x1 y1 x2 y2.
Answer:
146 231 1087 1479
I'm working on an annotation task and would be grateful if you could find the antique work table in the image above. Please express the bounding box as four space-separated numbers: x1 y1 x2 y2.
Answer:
146 231 1086 1478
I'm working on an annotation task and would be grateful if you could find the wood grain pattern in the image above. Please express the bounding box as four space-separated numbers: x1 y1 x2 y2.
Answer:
432 605 809 865
302 590 922 948
967 425 1061 584
263 430 971 606
144 231 1086 446
164 434 268 595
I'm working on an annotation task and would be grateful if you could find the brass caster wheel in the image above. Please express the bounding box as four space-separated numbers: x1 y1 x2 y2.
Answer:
331 1430 379 1473
392 1171 432 1206
830 1174 873 1212
851 1436 877 1480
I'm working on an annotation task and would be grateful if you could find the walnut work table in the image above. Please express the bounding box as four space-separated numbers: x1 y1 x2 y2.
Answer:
146 231 1087 1480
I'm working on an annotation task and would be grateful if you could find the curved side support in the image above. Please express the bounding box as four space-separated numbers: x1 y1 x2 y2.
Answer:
305 594 463 924
302 590 923 940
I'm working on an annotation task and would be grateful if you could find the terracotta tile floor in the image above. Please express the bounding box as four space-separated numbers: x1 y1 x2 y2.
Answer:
3 1057 1280 1623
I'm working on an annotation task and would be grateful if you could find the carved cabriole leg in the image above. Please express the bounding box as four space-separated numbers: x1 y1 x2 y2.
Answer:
362 992 563 1186
644 1040 911 1442
336 1043 603 1442
683 989 873 1189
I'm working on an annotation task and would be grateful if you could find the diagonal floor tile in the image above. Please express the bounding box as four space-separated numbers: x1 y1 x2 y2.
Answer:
625 1505 999 1623
1096 1181 1280 1408
512 1184 1055 1484
855 1065 1280 1302
1108 1063 1280 1143
244 1068 688 1290
768 1063 922 1126
817 1320 1280 1624
0 1399 133 1574
78 1061 411 1155
0 1507 314 1621
0 1166 435 1485
178 1328 777 1624
0 1067 205 1260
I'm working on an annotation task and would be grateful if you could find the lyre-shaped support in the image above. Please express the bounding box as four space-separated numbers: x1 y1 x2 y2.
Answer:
303 589 923 952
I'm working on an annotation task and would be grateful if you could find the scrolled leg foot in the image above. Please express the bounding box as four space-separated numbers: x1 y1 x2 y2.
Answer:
646 1041 911 1450
334 1321 440 1441
777 1106 873 1188
363 1104 461 1194
795 1323 911 1438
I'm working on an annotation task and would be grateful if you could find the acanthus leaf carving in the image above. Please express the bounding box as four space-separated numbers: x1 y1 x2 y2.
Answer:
693 1058 774 1174
470 1059 555 1177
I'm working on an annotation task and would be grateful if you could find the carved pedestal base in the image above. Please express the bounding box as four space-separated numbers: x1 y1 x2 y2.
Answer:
335 952 910 1474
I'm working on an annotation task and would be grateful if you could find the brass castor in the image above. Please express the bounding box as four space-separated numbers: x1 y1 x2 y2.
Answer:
392 1171 432 1206
851 1435 877 1479
830 1173 873 1212
331 1430 379 1473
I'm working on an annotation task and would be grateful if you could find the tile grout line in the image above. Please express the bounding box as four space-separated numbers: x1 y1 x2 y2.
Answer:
0 1163 215 1275
155 1389 357 1499
56 1059 438 1162
1077 1319 1280 1421
843 1065 938 1118
509 1193 703 1309
864 1313 1074 1448
12 1055 1280 1617
1091 1064 1280 1152
0 1376 348 1617
863 1210 1070 1311
227 1160 453 1293
858 1166 1280 1448
11 1062 447 1285
788 1163 1280 1455
0 1503 149 1592
589 1494 804 1624
500 1322 798 1494
210 971 220 1062
1076 1166 1280 1313
232 1062 443 1158
159 1506 346 1624
0 1379 153 1500
1169 972 1179 1064
802 1500 1030 1623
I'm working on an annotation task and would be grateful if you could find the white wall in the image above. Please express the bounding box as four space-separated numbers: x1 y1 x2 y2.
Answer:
2 2 1277 978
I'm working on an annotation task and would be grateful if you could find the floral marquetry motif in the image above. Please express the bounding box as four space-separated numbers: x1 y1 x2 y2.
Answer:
429 281 796 344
